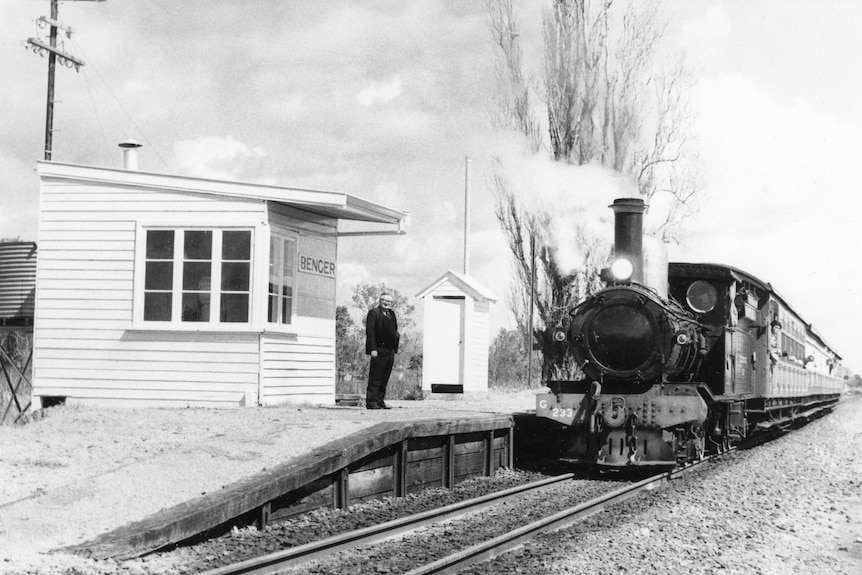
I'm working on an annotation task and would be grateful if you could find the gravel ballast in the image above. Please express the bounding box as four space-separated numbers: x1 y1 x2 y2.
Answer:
262 399 862 575
472 398 862 574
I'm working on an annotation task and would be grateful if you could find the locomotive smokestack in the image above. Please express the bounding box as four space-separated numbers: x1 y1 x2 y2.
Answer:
610 198 646 283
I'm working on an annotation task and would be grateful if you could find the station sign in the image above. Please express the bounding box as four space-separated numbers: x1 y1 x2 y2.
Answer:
298 253 336 278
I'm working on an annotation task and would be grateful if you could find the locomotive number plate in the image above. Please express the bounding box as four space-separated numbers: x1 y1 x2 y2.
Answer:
547 407 576 425
536 394 580 425
551 407 576 419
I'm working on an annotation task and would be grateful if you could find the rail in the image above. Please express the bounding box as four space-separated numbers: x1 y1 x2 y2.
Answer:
198 450 726 575
197 473 575 575
402 455 716 575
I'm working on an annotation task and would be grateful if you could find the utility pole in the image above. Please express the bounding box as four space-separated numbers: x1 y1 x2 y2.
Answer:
25 0 104 160
527 233 535 387
43 0 60 161
463 156 471 275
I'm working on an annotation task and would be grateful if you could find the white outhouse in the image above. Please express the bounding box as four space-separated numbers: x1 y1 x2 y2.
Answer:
32 160 408 408
415 270 497 397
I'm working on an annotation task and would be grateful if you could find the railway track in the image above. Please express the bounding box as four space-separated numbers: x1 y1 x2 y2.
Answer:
197 473 575 575
197 451 726 575
402 457 716 575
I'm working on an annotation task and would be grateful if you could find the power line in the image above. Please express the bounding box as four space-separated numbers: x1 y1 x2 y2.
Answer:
23 0 105 161
69 37 170 171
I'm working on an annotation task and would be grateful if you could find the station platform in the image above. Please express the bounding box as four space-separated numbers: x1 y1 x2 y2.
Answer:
0 392 540 564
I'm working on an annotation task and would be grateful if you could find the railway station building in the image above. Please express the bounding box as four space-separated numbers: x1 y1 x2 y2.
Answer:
31 157 408 408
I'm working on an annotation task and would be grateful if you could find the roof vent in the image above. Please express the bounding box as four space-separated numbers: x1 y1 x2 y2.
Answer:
119 139 142 170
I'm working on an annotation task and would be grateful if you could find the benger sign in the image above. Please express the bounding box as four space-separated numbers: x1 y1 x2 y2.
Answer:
299 253 336 278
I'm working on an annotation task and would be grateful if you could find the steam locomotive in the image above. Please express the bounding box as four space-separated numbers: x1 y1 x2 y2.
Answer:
536 198 844 469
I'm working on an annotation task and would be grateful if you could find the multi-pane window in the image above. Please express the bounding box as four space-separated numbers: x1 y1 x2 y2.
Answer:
143 229 251 324
775 314 805 362
781 332 805 362
182 230 212 322
268 236 296 325
221 231 251 323
144 230 175 321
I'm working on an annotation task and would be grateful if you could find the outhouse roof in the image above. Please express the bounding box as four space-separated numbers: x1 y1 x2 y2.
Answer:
36 161 409 230
415 270 499 303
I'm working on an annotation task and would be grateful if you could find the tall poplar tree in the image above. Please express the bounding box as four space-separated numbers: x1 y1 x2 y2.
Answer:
486 0 703 380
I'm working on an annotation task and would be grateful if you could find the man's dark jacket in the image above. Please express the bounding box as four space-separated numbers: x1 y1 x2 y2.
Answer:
365 306 399 354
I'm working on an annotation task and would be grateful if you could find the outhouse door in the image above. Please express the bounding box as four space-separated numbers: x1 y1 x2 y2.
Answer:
430 296 465 390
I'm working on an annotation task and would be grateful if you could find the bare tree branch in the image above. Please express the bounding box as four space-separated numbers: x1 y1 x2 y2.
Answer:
486 0 704 380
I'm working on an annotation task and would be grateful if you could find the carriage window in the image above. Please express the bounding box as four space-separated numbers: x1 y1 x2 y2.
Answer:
686 280 718 313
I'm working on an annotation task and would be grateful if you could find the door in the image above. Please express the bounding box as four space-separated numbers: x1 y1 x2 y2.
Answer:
429 297 465 390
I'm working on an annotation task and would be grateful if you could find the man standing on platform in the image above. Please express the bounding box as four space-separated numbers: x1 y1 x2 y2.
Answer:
365 292 399 409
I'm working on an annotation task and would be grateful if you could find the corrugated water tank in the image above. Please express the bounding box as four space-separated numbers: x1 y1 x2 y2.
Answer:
0 242 37 325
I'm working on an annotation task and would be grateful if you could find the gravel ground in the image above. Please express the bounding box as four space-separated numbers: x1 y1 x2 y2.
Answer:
0 391 536 574
2 394 860 574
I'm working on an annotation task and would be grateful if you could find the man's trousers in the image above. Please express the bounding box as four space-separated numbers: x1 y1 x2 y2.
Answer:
367 348 395 406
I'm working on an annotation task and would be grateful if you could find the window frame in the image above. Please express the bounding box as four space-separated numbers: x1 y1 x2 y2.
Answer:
133 225 256 331
267 233 298 327
773 310 805 363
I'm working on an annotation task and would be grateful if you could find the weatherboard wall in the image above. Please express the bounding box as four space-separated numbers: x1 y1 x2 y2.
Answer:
466 298 490 393
32 171 338 408
259 204 337 405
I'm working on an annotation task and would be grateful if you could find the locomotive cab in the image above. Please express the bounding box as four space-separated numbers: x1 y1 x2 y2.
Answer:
668 264 766 399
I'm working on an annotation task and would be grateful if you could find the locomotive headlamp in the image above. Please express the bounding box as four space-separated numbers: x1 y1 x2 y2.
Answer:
553 328 567 342
610 258 634 282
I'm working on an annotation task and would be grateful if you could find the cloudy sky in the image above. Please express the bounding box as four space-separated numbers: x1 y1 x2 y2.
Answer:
1 0 860 371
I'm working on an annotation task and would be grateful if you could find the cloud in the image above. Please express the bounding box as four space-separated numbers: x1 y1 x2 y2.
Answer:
675 6 731 68
368 181 407 209
670 71 862 361
172 135 267 180
261 92 305 122
691 72 860 242
0 149 40 241
356 75 403 107
336 261 370 304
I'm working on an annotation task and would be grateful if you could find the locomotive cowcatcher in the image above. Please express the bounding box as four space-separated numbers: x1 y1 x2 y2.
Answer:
536 198 843 469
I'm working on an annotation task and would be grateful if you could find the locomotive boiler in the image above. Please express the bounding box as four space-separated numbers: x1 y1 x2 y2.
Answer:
536 198 844 469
